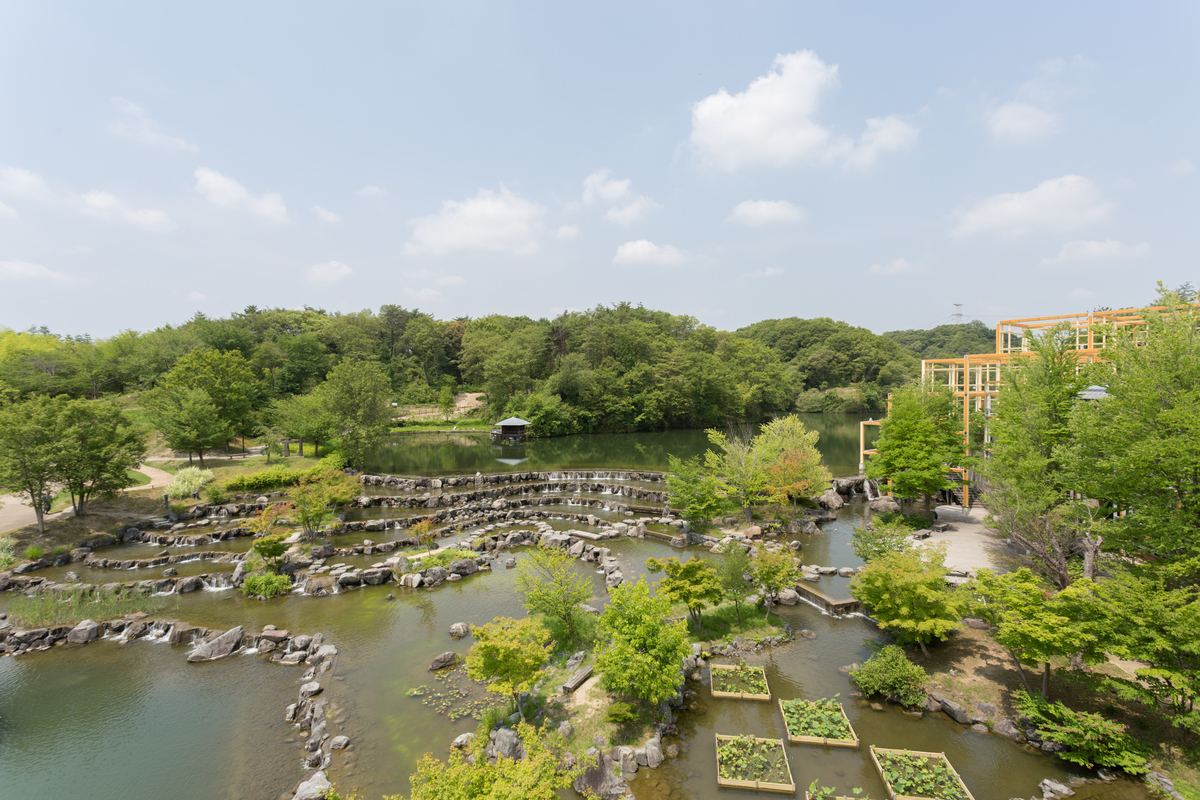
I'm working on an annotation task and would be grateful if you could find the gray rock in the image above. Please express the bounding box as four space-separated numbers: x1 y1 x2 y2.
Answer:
292 770 331 800
66 619 101 644
448 558 479 576
974 701 997 718
776 588 800 605
573 752 628 800
1041 740 1066 752
993 718 1022 740
557 720 574 738
429 651 457 670
299 682 323 698
424 566 448 584
819 489 844 510
451 732 475 748
1146 772 1185 800
869 496 901 513
645 737 663 768
176 575 203 593
187 626 245 662
929 692 970 724
610 745 638 774
491 727 525 760
64 571 81 582
449 622 470 638
329 735 350 750
1039 778 1075 798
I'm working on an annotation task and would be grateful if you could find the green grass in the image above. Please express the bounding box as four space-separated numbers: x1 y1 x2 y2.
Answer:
393 418 491 431
413 548 478 570
679 600 785 644
8 588 175 628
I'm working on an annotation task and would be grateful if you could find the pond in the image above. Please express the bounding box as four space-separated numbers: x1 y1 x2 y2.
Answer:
0 426 1154 800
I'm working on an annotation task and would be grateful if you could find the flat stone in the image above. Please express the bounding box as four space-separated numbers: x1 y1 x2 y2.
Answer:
299 682 323 698
329 735 350 750
66 619 101 644
292 770 331 800
429 651 457 670
187 626 244 663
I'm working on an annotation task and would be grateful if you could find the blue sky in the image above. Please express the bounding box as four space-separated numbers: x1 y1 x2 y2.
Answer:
1 2 1196 337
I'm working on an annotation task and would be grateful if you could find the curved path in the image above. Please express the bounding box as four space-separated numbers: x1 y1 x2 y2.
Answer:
0 464 175 536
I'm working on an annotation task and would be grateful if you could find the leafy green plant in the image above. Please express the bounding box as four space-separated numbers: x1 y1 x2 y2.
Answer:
711 661 770 695
166 466 216 499
23 545 45 560
874 751 967 800
50 545 69 557
9 588 170 627
169 502 189 515
204 483 228 504
222 454 348 492
418 548 477 571
0 538 15 568
849 645 928 708
241 573 292 598
851 518 912 563
1014 693 1150 774
807 779 868 800
781 696 853 740
716 735 790 784
604 702 637 726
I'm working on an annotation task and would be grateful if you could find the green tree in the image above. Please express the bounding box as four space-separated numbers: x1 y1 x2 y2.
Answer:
0 396 64 534
55 399 147 516
757 414 831 511
320 359 391 469
271 391 336 457
595 577 690 707
411 519 436 551
849 544 966 657
715 543 754 626
515 544 592 645
865 384 961 518
466 617 552 722
397 721 579 800
646 556 724 632
148 386 230 467
251 533 290 574
751 549 800 620
850 517 912 563
665 454 729 528
160 348 258 444
289 469 356 540
704 426 782 523
437 386 455 420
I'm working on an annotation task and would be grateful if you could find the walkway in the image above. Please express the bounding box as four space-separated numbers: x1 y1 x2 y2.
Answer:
915 504 1019 575
0 463 175 536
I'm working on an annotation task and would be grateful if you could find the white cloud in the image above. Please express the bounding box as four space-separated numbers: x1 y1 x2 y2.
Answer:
75 190 176 232
436 275 464 287
1043 239 1150 265
404 287 441 303
555 224 580 239
107 98 197 152
582 169 631 204
357 186 388 198
728 199 804 226
604 196 662 225
0 167 53 201
0 260 69 284
613 240 686 266
690 51 917 171
1169 159 1194 175
312 205 341 224
307 260 353 285
194 168 289 223
868 258 915 276
405 187 544 256
187 291 208 302
750 266 785 277
987 101 1060 143
954 175 1112 237
0 201 15 219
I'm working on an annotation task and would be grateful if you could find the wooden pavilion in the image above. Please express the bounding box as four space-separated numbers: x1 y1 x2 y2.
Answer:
490 417 531 444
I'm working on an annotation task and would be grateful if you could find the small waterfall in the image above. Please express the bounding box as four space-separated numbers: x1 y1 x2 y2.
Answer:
864 479 879 501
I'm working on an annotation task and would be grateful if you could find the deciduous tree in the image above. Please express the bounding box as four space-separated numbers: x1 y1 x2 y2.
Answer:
665 454 729 528
715 544 754 626
646 556 723 632
704 426 781 523
319 359 392 469
466 617 552 721
515 544 592 645
595 577 690 707
0 396 64 534
55 399 147 516
148 386 230 467
757 415 831 511
751 549 800 620
865 385 961 518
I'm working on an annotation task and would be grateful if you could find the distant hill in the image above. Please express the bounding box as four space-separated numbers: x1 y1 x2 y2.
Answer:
881 320 995 360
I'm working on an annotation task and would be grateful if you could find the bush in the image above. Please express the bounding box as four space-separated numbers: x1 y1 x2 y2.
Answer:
223 454 348 493
0 539 15 568
417 548 477 570
24 545 44 560
205 483 228 504
242 573 292 598
1015 693 1150 774
604 702 637 726
849 644 928 707
167 466 216 499
851 518 912 562
50 545 69 557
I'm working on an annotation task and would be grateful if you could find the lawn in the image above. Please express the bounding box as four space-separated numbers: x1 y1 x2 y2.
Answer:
676 600 785 645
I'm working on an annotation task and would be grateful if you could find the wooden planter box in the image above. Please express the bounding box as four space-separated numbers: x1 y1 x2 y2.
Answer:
805 794 857 800
715 734 795 794
779 698 860 748
868 746 976 800
710 663 771 701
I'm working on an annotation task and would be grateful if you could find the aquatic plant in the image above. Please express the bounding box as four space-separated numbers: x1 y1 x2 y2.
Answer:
9 588 171 628
874 751 967 800
242 573 292 598
716 735 790 784
781 696 853 740
711 661 770 695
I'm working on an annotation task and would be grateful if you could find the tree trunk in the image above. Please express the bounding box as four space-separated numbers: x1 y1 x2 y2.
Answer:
1081 532 1103 581
764 597 772 620
924 493 932 520
744 504 753 524
33 503 45 535
514 691 526 721
1041 662 1050 699
1008 648 1034 694
198 450 206 468
918 639 930 659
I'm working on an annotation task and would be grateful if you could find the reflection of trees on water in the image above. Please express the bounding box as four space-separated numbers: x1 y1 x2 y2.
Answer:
364 415 875 477
415 594 437 638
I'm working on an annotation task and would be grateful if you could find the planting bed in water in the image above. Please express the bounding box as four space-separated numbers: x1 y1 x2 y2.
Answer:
870 746 975 800
779 695 859 748
714 734 795 793
709 661 771 700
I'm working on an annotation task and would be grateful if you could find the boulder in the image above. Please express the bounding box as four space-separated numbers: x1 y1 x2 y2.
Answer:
1039 779 1075 798
557 721 574 738
929 692 970 725
645 737 664 768
299 682 323 698
176 575 203 593
490 727 525 760
818 489 844 510
66 619 101 644
329 735 350 750
745 526 763 539
361 568 391 586
310 544 334 559
187 626 245 663
424 566 448 584
776 588 800 606
451 732 475 748
573 752 628 800
430 651 457 671
993 718 1022 740
292 770 331 800
449 623 470 638
869 496 901 513
448 559 479 577
611 745 638 774
963 617 991 630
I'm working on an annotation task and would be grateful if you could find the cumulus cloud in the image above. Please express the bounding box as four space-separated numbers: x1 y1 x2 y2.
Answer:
555 224 580 239
405 187 544 256
194 168 289 223
954 175 1112 237
75 190 176 231
988 101 1060 143
728 199 804 226
613 240 686 266
868 258 915 276
0 260 70 284
357 186 388 198
307 260 353 285
0 167 53 201
107 98 197 152
582 169 631 204
436 275 465 287
690 51 918 171
604 196 662 225
1043 239 1150 265
312 205 341 224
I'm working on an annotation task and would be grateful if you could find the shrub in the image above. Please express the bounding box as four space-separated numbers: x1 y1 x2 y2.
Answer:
167 466 216 499
1015 693 1150 774
0 539 15 568
242 573 292 598
417 548 477 570
849 644 928 707
223 454 347 493
205 483 228 504
604 702 637 726
851 518 913 562
24 545 44 560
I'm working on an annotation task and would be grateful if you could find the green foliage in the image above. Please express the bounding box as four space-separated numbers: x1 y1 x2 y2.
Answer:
780 695 853 740
204 483 228 504
603 701 637 726
515 544 592 646
711 662 769 695
849 544 966 656
752 549 800 620
465 617 552 720
221 454 346 492
8 587 170 627
411 518 437 551
850 518 912 563
166 466 216 499
54 399 147 516
715 735 791 784
417 548 476 570
882 320 995 361
596 577 690 707
242 572 292 598
874 751 967 800
250 533 290 573
665 454 729 527
320 358 392 469
24 545 45 560
757 414 831 509
0 538 15 568
289 468 357 539
704 426 782 523
148 386 230 467
849 645 928 708
159 348 257 436
715 544 754 626
271 391 336 458
865 384 962 518
646 555 723 631
0 395 66 533
1015 693 1150 774
806 779 867 800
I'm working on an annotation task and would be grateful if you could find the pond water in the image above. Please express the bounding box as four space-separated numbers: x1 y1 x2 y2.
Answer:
0 425 1154 800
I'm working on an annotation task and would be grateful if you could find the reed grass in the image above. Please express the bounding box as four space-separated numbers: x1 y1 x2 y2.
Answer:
8 588 174 628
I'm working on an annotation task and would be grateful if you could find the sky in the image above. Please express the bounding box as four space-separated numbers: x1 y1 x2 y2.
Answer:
1 2 1197 338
